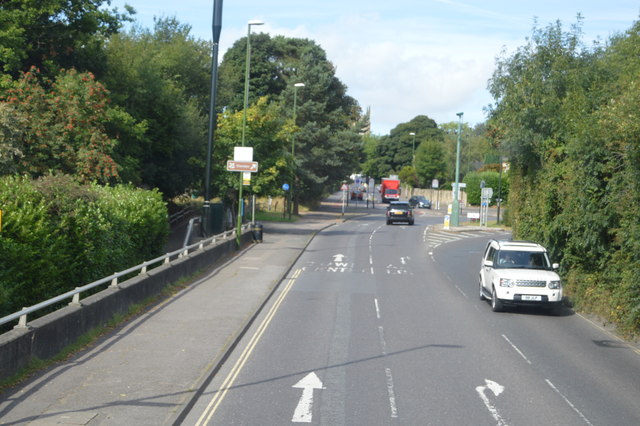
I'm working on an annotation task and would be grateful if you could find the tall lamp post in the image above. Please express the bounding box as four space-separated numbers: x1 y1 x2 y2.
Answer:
202 0 223 236
409 132 416 168
452 112 463 226
236 19 264 246
290 82 305 218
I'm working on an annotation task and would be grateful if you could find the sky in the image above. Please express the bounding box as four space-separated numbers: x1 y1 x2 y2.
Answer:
106 0 639 135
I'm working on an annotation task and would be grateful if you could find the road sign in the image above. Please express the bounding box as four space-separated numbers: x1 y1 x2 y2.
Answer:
226 160 258 172
234 146 253 161
242 172 251 186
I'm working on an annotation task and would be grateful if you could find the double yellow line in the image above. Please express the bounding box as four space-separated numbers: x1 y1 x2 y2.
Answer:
196 269 302 425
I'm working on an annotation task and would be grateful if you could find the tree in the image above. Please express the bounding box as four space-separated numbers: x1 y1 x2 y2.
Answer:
398 165 418 188
2 67 125 182
374 115 443 179
360 134 383 178
414 139 447 187
212 96 290 204
102 18 212 197
0 103 25 174
0 0 133 77
217 34 364 205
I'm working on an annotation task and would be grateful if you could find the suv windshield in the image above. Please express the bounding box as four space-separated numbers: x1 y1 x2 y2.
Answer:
494 250 550 270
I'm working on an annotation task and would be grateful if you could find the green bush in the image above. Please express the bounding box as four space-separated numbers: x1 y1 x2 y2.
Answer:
463 171 509 206
0 175 168 320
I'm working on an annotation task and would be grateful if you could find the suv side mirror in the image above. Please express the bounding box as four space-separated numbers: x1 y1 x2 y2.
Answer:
483 260 493 267
552 263 559 270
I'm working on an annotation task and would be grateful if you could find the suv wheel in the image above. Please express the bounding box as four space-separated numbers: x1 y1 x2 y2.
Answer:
491 286 503 312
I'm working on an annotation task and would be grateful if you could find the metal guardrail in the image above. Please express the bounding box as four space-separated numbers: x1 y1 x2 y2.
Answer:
169 206 198 225
0 224 251 329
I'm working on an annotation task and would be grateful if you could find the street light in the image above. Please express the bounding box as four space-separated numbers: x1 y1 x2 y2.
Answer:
237 19 264 246
409 132 416 168
290 82 305 218
203 0 223 236
452 112 463 226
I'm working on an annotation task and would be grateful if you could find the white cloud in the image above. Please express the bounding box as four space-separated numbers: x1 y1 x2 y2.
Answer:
108 0 639 134
286 13 511 133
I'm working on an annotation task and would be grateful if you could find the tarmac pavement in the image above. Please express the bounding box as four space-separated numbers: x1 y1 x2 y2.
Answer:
0 196 495 425
0 197 370 426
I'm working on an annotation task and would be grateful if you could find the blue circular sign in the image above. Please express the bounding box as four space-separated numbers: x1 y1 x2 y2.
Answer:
282 183 290 191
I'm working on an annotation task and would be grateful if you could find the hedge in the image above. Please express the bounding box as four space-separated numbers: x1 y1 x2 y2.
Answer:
0 175 168 320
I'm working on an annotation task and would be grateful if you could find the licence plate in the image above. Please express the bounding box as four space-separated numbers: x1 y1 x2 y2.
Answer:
521 295 542 301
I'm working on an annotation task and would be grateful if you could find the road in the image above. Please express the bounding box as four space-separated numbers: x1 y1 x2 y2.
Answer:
181 206 640 425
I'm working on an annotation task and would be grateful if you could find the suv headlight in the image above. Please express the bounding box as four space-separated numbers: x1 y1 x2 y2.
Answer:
548 280 562 289
500 278 515 288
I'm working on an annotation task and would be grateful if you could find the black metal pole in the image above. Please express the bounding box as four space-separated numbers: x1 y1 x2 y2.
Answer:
203 0 223 236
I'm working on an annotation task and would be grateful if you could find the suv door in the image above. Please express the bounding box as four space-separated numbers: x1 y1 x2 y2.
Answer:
481 244 496 293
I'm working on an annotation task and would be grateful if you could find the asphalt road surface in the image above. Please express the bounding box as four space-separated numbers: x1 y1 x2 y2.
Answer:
181 206 640 425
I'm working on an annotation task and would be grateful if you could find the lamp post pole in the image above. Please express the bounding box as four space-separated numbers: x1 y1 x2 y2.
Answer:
202 0 223 236
452 112 463 226
409 132 416 168
237 20 263 246
290 82 305 218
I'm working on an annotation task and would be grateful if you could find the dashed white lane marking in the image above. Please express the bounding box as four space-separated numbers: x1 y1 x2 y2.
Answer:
502 334 532 365
546 379 594 426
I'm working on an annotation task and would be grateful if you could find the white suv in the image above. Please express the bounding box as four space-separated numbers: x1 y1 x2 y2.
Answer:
479 240 563 312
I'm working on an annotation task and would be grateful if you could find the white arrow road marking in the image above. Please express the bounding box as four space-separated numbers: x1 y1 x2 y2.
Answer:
333 254 345 263
292 372 325 423
476 379 507 426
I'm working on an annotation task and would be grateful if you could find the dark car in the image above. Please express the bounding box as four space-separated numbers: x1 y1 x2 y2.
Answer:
408 195 431 209
386 201 414 225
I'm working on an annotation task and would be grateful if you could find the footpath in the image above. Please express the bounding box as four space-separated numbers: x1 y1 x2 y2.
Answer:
0 197 369 426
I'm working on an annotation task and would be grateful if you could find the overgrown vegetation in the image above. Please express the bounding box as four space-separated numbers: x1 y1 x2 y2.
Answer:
488 18 640 336
463 171 509 206
0 175 168 320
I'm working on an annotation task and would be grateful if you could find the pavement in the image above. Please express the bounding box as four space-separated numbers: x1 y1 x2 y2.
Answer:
0 197 371 426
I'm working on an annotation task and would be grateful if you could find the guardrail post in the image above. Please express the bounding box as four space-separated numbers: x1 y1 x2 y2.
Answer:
69 289 81 306
164 255 170 265
110 275 118 288
14 308 28 329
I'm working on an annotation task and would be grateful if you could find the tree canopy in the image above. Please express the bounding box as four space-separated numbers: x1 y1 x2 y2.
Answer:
217 34 364 203
101 18 212 197
0 0 132 78
487 18 640 335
